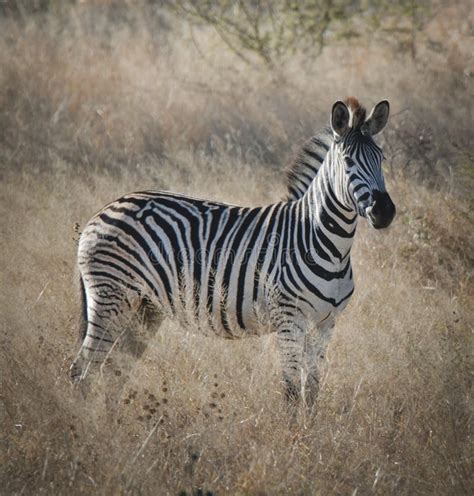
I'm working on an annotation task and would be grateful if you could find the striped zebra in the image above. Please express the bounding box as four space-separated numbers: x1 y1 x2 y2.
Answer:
71 97 395 404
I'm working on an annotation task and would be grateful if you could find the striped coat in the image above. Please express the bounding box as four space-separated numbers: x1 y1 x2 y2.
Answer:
72 98 395 403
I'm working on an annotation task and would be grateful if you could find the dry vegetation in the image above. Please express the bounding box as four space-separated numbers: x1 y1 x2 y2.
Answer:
0 2 473 495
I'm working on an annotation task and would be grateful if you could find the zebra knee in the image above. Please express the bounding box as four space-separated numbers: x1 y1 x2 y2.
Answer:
302 372 320 407
78 324 115 366
69 346 99 382
284 381 300 403
282 369 302 403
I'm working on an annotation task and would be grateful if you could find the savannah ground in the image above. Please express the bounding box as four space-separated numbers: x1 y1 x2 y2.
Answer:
0 2 472 494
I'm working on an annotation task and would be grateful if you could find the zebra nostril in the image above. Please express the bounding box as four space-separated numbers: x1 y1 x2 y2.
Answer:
371 200 380 216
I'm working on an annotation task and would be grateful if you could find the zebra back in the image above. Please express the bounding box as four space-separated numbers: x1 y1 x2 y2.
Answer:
285 128 332 201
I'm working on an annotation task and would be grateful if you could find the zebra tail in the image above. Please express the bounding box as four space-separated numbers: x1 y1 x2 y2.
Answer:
78 273 88 343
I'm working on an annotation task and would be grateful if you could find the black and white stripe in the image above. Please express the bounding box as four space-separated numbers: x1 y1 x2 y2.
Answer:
71 98 395 403
286 127 332 201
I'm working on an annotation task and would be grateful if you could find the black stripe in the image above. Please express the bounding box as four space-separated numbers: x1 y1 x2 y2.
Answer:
221 207 260 330
235 206 271 329
207 207 242 333
302 147 325 163
97 214 173 308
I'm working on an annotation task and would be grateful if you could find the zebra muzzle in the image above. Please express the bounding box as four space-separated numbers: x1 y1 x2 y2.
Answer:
365 191 396 229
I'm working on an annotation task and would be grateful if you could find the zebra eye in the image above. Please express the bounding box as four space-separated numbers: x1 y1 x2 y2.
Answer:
345 157 355 167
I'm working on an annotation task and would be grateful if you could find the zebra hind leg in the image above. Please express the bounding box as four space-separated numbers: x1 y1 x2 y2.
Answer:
70 280 132 383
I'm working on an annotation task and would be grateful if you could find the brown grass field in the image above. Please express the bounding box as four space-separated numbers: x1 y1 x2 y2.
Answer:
0 3 472 495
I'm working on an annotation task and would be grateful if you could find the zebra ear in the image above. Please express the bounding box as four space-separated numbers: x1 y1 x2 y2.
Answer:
362 100 390 136
331 101 350 137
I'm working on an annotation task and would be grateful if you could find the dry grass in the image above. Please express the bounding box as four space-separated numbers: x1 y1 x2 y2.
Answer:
0 4 472 495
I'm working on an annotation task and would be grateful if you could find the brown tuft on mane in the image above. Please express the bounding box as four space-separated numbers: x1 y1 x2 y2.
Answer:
345 96 366 129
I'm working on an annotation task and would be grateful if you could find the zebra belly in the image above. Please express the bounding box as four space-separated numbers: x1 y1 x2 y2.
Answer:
170 259 276 338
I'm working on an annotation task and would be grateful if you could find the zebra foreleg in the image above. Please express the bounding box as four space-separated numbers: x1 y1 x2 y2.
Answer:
302 317 335 406
277 316 335 407
277 321 306 404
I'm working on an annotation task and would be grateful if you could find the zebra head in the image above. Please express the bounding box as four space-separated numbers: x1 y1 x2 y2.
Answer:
330 97 395 229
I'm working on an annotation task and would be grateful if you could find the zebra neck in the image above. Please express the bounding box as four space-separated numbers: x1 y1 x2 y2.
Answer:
300 166 358 264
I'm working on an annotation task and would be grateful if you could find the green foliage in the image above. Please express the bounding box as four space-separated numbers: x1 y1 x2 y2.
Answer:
0 1 443 65
167 0 357 65
0 0 71 17
166 0 437 65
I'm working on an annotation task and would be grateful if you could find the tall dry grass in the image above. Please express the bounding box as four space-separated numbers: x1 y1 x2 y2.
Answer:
1 3 472 495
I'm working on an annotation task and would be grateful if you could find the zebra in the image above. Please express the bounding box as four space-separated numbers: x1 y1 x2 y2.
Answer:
70 97 395 404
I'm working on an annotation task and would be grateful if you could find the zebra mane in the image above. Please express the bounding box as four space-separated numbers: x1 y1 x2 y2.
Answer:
285 97 368 201
345 96 366 129
285 127 332 201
